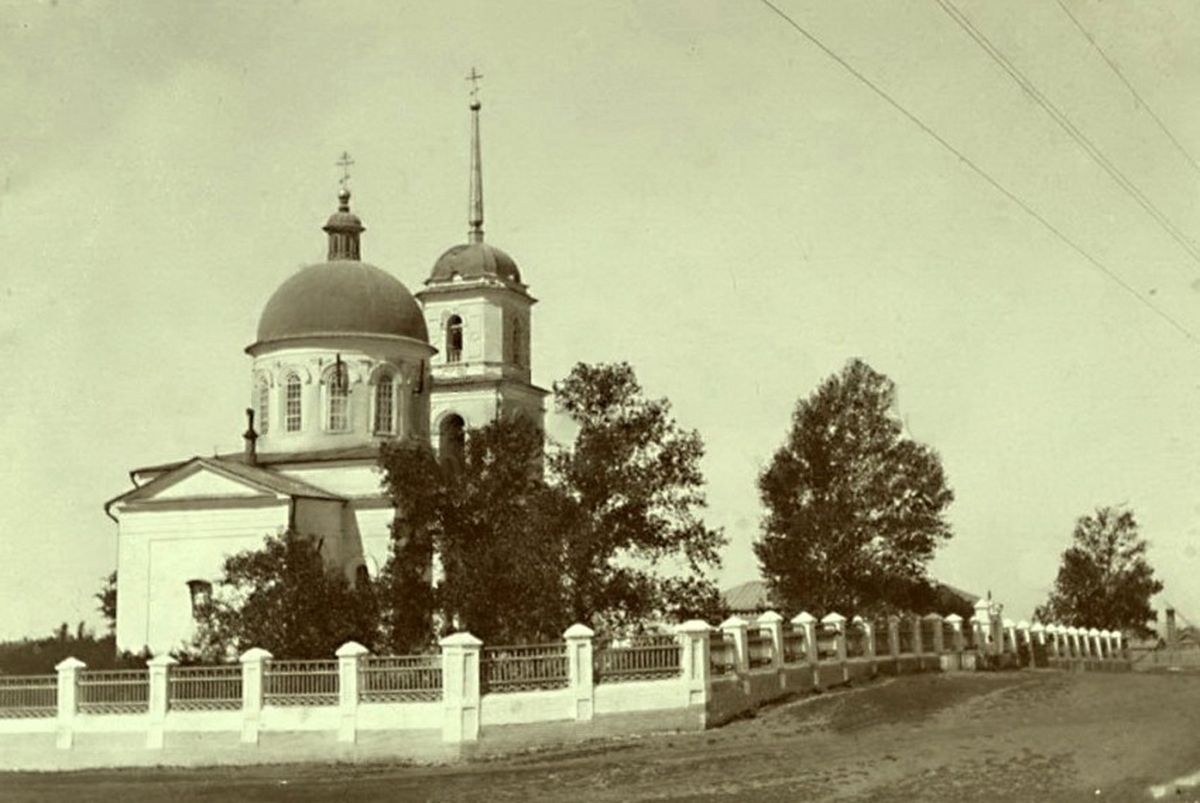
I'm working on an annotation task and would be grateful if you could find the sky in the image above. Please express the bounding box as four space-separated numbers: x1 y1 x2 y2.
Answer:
1 0 1198 639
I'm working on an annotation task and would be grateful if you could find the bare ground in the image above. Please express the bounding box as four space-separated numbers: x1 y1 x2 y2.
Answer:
3 670 1200 802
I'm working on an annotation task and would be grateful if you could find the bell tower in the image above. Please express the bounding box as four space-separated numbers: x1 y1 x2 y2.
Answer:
417 71 548 454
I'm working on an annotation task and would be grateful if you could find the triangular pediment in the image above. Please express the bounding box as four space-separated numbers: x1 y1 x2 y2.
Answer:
152 464 276 499
118 459 284 506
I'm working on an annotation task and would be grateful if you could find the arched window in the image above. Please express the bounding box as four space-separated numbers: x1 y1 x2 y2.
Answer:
446 315 463 363
510 316 525 367
256 377 270 435
374 372 395 434
285 373 302 432
439 414 466 468
325 367 349 432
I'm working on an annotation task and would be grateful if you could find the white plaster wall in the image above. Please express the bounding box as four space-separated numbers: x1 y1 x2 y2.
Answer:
479 689 573 726
250 338 430 455
115 503 290 655
594 679 686 715
279 464 386 498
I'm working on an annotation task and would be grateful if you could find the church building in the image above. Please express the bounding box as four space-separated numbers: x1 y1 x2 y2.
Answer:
104 92 547 655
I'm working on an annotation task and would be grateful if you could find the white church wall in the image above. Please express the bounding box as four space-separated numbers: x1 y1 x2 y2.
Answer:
278 463 385 498
115 502 290 655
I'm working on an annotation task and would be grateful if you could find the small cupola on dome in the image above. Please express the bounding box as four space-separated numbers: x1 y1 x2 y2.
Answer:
427 81 523 287
324 187 364 261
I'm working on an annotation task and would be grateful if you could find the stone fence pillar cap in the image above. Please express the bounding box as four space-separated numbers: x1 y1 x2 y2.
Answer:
944 613 963 623
675 619 713 634
757 611 784 624
335 641 371 657
821 612 846 624
1002 618 1015 628
439 632 483 648
974 599 992 612
923 612 943 621
239 647 274 663
55 657 86 671
720 615 749 629
792 611 817 625
147 654 179 667
563 623 596 639
1016 620 1030 629
1088 627 1100 636
1030 622 1045 632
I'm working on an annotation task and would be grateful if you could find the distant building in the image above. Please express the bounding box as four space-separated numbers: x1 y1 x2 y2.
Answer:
104 95 547 655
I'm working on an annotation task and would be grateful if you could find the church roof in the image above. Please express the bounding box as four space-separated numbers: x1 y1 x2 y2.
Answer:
106 456 345 519
131 446 381 478
253 260 428 348
429 242 522 286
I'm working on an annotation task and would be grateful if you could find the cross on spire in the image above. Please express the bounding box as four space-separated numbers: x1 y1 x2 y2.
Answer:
466 67 483 103
336 151 354 190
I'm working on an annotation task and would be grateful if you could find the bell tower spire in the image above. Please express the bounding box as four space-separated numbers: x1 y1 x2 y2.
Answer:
467 67 485 244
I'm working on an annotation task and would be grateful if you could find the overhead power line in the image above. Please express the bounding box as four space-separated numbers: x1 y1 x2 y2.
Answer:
1054 0 1200 179
936 0 1200 268
754 0 1199 344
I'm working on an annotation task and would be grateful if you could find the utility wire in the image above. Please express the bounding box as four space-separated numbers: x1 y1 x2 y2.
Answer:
1054 0 1200 178
755 0 1198 344
936 0 1200 267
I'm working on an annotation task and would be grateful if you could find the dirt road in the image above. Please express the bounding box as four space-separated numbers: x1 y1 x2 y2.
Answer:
3 670 1199 802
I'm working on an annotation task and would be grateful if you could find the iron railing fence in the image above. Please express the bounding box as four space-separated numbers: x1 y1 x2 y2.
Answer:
0 674 57 718
77 669 149 715
709 631 737 676
481 643 569 694
168 665 242 711
781 624 808 664
746 628 774 668
897 622 915 655
594 635 682 684
263 660 338 706
942 621 959 649
815 627 840 661
359 655 442 702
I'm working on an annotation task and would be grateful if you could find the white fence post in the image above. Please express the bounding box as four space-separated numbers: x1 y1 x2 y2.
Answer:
564 623 595 721
146 654 177 749
822 613 848 682
675 619 712 724
887 615 901 660
54 656 84 750
792 612 819 687
758 611 785 671
945 614 964 653
720 616 750 675
239 646 272 745
440 632 482 744
910 613 923 661
336 641 368 743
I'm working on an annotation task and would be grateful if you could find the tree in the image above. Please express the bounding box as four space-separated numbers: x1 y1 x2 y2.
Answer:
96 571 117 634
755 359 954 617
1034 506 1163 637
184 530 379 661
379 416 570 646
551 362 726 629
378 362 726 641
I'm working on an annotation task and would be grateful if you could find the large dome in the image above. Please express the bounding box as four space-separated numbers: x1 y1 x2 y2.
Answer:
429 242 521 285
255 261 428 345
